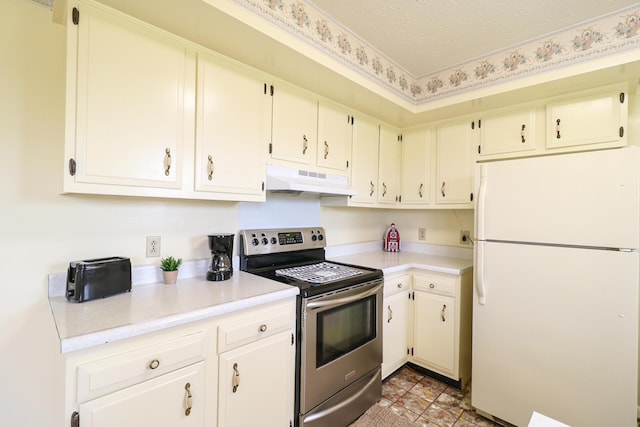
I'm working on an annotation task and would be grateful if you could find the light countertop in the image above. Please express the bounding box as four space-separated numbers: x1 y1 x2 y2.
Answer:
329 251 473 276
49 267 297 353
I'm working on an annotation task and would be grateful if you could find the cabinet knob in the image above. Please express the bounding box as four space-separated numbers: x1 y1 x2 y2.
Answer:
184 383 192 416
149 359 160 370
259 324 268 333
207 155 214 181
429 283 435 289
164 148 172 176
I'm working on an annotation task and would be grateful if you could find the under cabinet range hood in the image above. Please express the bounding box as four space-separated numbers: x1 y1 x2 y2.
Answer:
265 164 356 197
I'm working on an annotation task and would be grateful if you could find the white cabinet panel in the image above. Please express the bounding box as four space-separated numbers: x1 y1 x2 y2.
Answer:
78 362 205 427
412 291 455 375
436 120 474 206
479 108 537 156
349 116 379 205
382 289 410 379
317 101 352 172
400 127 431 205
70 2 193 190
378 125 401 205
195 52 269 200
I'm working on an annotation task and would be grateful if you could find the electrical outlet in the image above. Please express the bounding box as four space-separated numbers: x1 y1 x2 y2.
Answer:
146 236 161 257
418 228 426 241
460 230 471 245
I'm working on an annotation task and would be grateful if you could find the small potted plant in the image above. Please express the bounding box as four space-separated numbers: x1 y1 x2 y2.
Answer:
160 256 183 284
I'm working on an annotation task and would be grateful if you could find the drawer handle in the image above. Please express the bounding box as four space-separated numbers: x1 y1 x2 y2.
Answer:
232 363 240 393
184 383 192 416
149 359 160 370
441 304 447 322
387 305 393 323
429 283 435 289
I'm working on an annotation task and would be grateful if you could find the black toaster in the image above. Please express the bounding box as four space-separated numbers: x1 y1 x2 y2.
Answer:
66 257 132 302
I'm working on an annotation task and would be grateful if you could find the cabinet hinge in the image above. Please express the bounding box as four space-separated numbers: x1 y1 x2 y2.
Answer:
397 134 403 142
346 160 349 169
470 193 474 202
72 7 79 25
261 181 265 191
410 348 414 356
477 145 481 154
407 348 410 355
411 291 415 300
620 92 625 104
269 143 273 154
620 126 624 138
478 119 481 128
291 333 294 345
270 85 274 96
68 158 76 176
350 116 354 125
471 121 475 130
263 83 267 95
398 195 402 203
71 411 80 427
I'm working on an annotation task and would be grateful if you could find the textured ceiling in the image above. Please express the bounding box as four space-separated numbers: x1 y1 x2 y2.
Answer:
309 0 638 77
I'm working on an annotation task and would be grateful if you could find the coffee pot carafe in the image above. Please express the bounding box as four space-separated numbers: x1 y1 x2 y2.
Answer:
207 233 234 281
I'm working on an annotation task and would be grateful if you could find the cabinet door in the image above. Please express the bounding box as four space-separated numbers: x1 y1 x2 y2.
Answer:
71 3 193 189
546 88 626 149
436 120 474 205
271 84 317 166
218 331 294 427
317 101 352 173
413 291 455 376
350 116 379 204
378 125 401 205
479 108 537 156
401 127 431 205
382 290 410 379
195 52 269 200
78 362 205 427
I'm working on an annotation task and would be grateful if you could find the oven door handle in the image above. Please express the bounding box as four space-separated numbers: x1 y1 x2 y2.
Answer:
306 283 382 309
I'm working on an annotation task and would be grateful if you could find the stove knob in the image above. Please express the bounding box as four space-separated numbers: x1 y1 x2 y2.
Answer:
271 237 277 245
262 237 269 245
318 234 324 241
251 238 259 246
311 235 317 241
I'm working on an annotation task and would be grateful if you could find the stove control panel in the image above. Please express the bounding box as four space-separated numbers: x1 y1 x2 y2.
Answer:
239 227 326 256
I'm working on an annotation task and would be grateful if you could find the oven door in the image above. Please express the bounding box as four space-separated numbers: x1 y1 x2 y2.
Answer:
300 279 383 415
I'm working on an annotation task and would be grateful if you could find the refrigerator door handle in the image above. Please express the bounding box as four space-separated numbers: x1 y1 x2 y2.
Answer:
476 240 486 305
477 164 487 240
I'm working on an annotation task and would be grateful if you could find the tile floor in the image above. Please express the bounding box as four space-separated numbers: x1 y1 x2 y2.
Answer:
375 365 500 427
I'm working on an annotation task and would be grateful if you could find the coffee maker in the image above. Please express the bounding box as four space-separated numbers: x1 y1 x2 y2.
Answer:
207 233 234 281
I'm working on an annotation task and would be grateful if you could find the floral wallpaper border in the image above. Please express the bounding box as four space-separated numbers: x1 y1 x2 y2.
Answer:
229 0 640 105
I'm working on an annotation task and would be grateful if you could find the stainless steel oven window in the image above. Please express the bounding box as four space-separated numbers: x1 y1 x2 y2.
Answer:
316 295 376 367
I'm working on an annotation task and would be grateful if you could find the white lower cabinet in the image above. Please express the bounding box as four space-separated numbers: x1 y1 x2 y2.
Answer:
78 362 205 427
62 298 296 427
382 270 472 386
217 332 294 427
382 274 411 379
216 300 296 427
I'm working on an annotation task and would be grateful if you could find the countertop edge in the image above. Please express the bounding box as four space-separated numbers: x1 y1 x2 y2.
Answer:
57 287 298 353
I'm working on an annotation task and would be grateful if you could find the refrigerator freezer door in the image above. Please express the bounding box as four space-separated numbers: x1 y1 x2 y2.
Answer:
472 241 638 427
476 147 640 249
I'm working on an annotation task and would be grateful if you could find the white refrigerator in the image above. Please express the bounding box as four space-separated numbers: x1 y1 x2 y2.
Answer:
473 147 640 427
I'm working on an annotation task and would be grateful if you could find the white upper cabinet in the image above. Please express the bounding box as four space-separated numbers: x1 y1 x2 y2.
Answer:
317 101 353 173
436 119 474 206
400 127 432 206
194 51 270 201
341 115 379 205
65 1 194 193
270 84 318 167
546 84 627 150
478 107 538 157
377 124 402 205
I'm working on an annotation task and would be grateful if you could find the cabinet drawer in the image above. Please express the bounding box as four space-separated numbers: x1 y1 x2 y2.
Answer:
384 274 411 297
413 273 457 297
218 302 294 353
77 331 207 403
